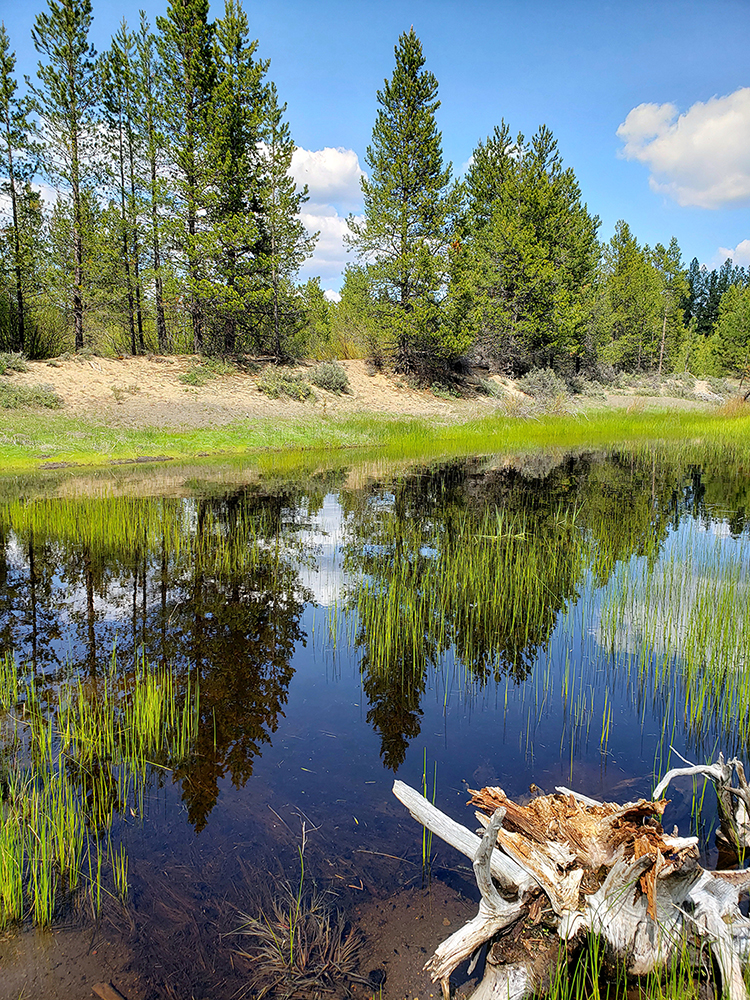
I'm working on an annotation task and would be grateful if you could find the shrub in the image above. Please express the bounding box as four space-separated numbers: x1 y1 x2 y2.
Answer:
308 362 351 394
477 377 503 398
0 352 29 375
707 376 732 397
179 357 236 387
257 369 314 401
516 367 569 400
0 380 62 409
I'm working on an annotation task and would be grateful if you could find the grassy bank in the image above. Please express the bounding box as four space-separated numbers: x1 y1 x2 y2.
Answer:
1 405 749 477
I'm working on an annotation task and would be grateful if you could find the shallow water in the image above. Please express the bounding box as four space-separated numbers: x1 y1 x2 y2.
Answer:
0 446 748 996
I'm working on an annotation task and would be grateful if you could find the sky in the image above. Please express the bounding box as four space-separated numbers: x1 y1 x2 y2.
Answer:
3 0 750 298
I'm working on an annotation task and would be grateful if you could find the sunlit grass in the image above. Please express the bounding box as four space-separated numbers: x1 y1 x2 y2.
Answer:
0 650 199 927
1 405 749 475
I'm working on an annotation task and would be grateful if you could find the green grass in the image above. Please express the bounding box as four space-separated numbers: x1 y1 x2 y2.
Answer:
0 405 749 477
0 650 199 927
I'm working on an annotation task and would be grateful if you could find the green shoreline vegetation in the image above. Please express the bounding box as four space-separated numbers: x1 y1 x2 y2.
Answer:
1 405 750 478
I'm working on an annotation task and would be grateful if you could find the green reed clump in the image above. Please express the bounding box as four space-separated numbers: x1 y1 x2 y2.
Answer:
597 527 750 751
537 933 705 1000
0 650 199 927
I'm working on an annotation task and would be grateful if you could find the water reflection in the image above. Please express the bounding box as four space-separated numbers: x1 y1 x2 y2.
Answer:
0 448 748 837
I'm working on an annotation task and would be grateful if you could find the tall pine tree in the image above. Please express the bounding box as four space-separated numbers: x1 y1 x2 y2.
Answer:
157 0 215 353
203 0 268 354
29 0 98 351
135 14 168 352
257 82 315 359
347 28 463 374
0 24 37 351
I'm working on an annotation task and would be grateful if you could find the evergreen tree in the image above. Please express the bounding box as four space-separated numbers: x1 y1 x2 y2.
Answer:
100 22 145 354
0 24 37 352
708 284 750 376
256 82 315 358
29 0 98 351
600 221 660 371
463 120 516 232
346 28 463 374
651 238 687 375
157 0 215 353
202 0 268 354
330 265 379 360
457 123 600 372
135 14 168 352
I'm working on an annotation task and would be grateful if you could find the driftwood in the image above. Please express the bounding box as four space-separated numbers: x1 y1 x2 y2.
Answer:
393 763 750 1000
653 751 750 856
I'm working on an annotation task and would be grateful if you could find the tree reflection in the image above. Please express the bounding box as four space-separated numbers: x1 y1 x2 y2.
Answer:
0 485 320 831
341 451 714 768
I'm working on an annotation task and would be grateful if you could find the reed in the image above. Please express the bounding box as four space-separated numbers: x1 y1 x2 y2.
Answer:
0 649 199 927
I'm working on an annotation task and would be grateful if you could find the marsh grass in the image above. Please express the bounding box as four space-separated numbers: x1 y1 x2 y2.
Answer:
537 934 706 999
0 495 293 583
595 527 750 749
231 883 362 999
1 401 750 475
0 650 199 927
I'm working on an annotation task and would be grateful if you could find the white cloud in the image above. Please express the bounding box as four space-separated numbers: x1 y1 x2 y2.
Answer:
617 88 750 208
713 238 750 269
324 289 341 303
291 146 365 212
292 146 366 287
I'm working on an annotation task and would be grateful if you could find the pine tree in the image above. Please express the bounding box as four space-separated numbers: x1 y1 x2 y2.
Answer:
346 28 462 374
0 24 36 351
257 82 315 358
29 0 98 351
135 14 168 353
458 122 600 372
463 121 516 232
203 0 268 354
100 22 145 354
651 238 687 375
157 0 215 353
600 221 661 371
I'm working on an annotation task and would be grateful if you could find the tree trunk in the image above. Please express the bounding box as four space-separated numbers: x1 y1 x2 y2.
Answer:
658 307 668 376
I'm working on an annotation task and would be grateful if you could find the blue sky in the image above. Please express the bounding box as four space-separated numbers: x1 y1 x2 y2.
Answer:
3 0 750 296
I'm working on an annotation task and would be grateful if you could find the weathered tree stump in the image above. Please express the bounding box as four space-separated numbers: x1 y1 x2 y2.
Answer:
393 759 750 1000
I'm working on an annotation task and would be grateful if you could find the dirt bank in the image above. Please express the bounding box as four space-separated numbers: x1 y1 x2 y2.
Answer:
9 355 718 431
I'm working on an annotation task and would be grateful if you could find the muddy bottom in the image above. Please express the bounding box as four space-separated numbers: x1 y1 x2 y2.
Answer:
0 922 143 1000
0 873 479 1000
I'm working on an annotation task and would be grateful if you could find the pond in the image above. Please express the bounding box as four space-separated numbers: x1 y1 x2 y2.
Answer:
0 445 748 998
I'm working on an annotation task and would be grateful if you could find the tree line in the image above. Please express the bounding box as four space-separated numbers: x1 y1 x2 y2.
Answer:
0 0 312 360
1 11 748 380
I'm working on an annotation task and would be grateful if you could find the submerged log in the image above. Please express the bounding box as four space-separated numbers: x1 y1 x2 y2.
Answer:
393 762 750 1000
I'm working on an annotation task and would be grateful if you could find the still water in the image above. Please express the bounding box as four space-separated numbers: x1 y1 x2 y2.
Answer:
0 447 748 995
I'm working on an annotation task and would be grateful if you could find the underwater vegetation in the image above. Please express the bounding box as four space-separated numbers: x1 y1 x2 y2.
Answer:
0 649 199 926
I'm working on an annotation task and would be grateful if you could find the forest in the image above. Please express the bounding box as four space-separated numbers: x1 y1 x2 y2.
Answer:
1 2 749 384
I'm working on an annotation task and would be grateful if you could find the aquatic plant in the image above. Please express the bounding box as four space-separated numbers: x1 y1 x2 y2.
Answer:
0 650 199 927
231 883 362 999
